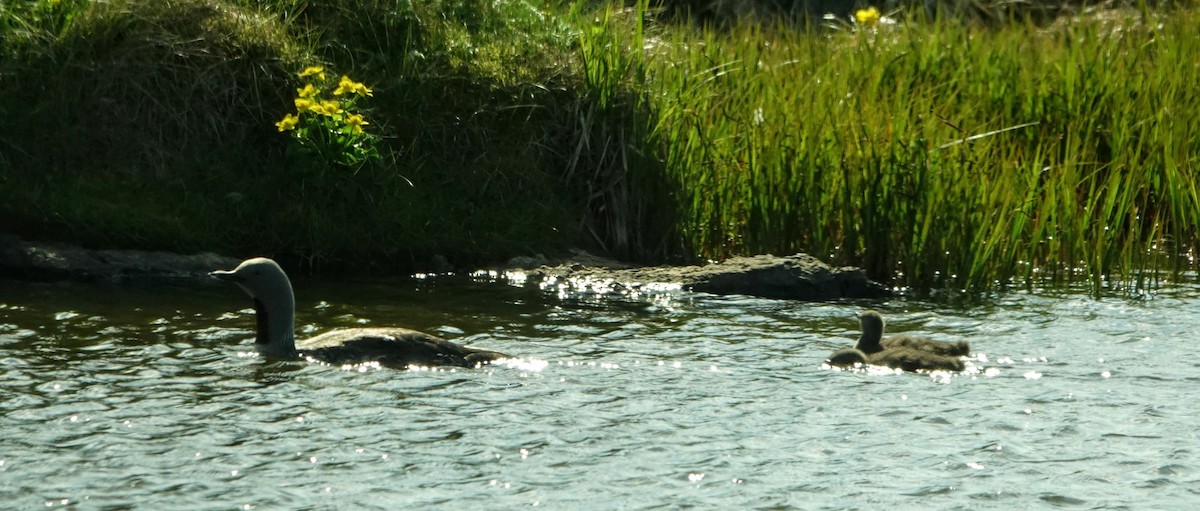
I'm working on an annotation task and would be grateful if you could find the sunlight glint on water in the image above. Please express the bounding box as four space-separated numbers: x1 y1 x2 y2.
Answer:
1 277 1198 509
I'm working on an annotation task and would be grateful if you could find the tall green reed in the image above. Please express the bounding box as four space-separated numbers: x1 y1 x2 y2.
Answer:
573 0 686 260
585 5 1200 294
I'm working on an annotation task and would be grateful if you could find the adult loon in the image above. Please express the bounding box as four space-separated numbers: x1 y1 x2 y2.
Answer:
210 257 508 368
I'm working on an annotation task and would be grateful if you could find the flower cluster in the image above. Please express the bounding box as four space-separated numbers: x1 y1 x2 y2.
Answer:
275 66 379 170
276 66 373 135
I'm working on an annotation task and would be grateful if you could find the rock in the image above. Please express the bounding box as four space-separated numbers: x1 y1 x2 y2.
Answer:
519 252 889 301
682 254 889 300
0 234 240 282
504 253 549 270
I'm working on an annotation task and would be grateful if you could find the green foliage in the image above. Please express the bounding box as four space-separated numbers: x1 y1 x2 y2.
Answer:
569 1 685 260
0 0 78 39
0 0 304 251
0 0 582 268
2 0 1198 292
579 4 1200 293
0 0 302 177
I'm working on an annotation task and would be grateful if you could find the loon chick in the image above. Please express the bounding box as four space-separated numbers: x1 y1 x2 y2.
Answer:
855 310 970 357
825 347 966 372
210 257 508 368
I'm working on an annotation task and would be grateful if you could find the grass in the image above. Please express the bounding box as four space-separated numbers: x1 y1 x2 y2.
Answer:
1 0 1197 294
577 3 1200 293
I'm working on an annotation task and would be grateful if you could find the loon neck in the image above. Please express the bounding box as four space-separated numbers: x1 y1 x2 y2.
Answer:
253 298 298 359
857 332 882 352
856 316 885 352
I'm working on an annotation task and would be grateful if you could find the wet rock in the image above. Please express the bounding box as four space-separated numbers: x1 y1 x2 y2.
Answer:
0 234 239 282
504 253 550 270
520 252 889 301
683 253 889 300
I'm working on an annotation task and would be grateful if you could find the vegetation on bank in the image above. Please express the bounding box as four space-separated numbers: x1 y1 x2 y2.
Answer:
1 0 1197 295
0 0 583 269
595 3 1200 295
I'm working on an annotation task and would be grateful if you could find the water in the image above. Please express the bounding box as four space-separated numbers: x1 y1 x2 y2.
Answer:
2 273 1198 509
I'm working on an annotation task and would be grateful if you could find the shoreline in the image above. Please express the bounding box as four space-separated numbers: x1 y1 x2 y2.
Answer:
0 235 888 301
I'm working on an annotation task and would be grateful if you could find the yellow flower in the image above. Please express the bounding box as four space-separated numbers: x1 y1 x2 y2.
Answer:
294 98 315 111
319 100 343 116
333 75 355 96
334 75 373 97
296 84 319 98
298 66 326 81
275 113 299 132
344 113 368 134
855 7 881 27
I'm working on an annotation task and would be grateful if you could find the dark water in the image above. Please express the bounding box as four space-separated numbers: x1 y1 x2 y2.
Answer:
2 272 1198 509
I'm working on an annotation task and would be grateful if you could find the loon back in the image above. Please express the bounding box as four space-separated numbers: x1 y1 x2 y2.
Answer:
298 327 508 368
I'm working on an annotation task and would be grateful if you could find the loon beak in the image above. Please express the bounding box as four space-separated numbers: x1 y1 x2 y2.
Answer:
209 269 241 282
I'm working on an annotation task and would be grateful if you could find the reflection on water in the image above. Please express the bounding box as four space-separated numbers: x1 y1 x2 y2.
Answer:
1 275 1198 509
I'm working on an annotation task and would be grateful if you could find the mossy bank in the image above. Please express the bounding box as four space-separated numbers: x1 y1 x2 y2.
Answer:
2 0 1198 293
0 0 585 271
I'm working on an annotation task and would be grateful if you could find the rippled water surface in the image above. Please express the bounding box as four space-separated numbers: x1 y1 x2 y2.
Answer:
2 273 1198 509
